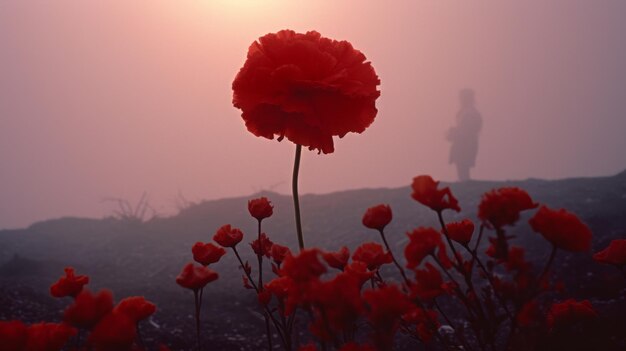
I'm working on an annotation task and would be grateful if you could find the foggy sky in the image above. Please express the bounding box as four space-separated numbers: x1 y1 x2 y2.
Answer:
2 1 626 228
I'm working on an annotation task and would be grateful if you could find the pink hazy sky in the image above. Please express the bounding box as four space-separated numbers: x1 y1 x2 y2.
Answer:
1 1 625 228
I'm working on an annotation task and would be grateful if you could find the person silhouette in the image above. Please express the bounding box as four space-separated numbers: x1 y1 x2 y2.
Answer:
446 89 483 181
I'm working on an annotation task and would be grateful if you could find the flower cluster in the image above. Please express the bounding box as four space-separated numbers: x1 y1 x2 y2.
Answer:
1 267 164 351
172 174 619 351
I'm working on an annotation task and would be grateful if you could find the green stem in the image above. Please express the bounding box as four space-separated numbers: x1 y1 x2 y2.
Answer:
292 144 304 250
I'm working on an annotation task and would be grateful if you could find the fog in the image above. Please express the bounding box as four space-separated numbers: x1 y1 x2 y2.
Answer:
1 1 625 228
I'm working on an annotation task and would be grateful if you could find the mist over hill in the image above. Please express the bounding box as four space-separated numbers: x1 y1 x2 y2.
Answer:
1 172 625 349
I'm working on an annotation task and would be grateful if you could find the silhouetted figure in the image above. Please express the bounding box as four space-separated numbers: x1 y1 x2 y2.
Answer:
447 89 482 181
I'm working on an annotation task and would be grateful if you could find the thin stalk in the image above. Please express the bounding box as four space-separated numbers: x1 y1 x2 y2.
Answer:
257 219 272 351
378 229 411 286
293 144 304 250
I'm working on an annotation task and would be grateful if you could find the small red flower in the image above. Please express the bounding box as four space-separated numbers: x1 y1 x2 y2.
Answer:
404 227 448 269
251 233 274 257
248 197 274 221
63 289 114 329
24 322 77 351
411 175 460 213
176 263 219 290
322 246 350 270
88 311 136 350
529 206 592 252
593 239 626 266
270 244 291 265
280 249 326 283
344 261 376 286
50 267 89 298
0 320 28 351
352 242 393 271
411 263 445 301
213 224 244 248
114 296 156 323
192 242 226 266
478 187 537 228
546 299 597 330
232 30 381 154
445 219 474 245
362 204 393 231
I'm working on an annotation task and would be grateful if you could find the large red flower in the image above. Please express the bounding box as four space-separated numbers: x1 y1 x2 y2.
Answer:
593 239 626 266
352 242 393 271
88 312 136 351
24 322 77 351
529 206 592 252
280 249 326 283
63 289 114 328
213 224 244 248
114 296 156 323
175 263 219 291
232 30 380 154
404 227 448 269
192 242 226 266
322 246 350 270
0 320 28 351
411 176 460 213
478 187 537 228
546 299 597 330
248 197 274 221
362 204 393 231
50 267 89 298
445 219 475 245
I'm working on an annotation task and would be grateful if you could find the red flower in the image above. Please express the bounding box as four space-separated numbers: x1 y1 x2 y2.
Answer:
309 273 364 337
352 242 392 271
593 239 626 266
529 206 592 252
411 263 445 301
344 261 376 286
363 285 414 350
265 276 295 300
445 219 474 245
251 233 274 257
63 289 114 328
114 296 156 323
478 187 537 228
322 246 350 270
404 227 448 269
88 312 136 351
362 204 392 231
411 175 461 213
175 263 219 290
50 267 89 298
546 299 597 330
280 249 326 283
213 224 244 248
270 244 291 265
24 322 77 351
192 242 226 266
0 320 28 351
248 197 274 221
232 30 380 154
